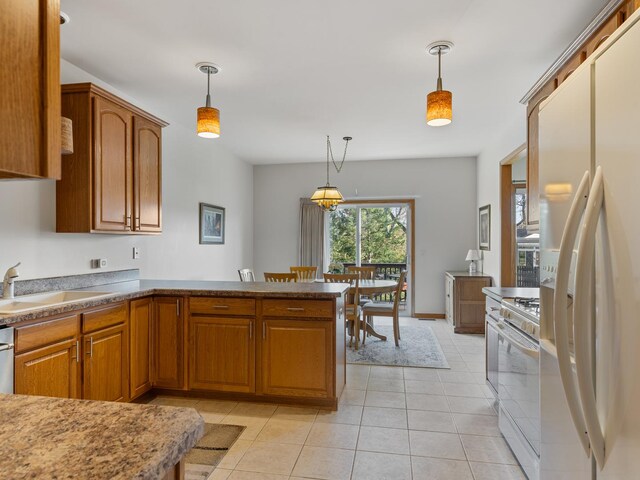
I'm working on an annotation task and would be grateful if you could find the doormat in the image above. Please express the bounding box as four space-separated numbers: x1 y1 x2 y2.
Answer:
347 324 450 368
184 423 245 479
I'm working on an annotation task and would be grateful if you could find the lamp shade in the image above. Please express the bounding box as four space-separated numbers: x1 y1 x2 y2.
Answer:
427 89 452 126
466 249 481 261
197 106 220 138
61 116 73 155
311 185 344 211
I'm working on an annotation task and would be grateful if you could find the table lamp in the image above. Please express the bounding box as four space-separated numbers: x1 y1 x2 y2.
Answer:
466 249 481 274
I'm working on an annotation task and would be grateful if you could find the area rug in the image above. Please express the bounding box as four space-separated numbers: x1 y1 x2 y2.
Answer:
184 424 245 480
347 324 450 369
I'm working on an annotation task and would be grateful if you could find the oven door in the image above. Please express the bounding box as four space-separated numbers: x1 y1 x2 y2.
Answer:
498 320 540 456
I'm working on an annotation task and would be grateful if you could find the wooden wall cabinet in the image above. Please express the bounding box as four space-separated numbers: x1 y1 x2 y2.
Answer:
0 0 60 179
153 297 185 390
81 303 129 402
57 83 167 234
129 297 153 400
445 272 492 334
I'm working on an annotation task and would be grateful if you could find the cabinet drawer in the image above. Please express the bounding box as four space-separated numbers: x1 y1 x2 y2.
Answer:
262 299 333 318
15 314 80 354
486 296 501 315
82 302 127 333
190 297 256 316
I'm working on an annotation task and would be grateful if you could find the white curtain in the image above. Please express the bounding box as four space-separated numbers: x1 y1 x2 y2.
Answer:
298 198 324 277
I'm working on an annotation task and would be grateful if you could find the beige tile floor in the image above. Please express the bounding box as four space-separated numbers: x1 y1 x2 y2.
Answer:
150 318 525 480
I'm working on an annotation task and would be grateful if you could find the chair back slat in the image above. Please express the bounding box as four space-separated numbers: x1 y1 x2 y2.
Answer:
290 266 318 282
238 268 255 282
264 272 298 282
324 273 359 307
345 266 376 280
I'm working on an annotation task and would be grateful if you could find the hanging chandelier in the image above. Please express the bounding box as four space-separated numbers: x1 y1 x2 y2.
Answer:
196 62 221 138
310 135 352 212
426 41 453 127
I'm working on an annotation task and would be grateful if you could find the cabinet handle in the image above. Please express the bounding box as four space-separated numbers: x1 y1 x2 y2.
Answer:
135 217 140 229
124 215 132 230
287 307 305 312
249 322 253 339
176 299 180 317
262 323 266 340
75 340 80 362
86 337 93 358
213 305 229 309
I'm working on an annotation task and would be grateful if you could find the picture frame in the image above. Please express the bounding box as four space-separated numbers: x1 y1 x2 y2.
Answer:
199 203 225 245
479 204 491 251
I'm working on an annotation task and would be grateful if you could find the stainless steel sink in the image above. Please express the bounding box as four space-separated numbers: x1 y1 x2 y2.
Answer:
0 291 112 314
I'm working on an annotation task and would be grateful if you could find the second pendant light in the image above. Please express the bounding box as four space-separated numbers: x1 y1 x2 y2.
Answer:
426 41 453 127
196 62 221 138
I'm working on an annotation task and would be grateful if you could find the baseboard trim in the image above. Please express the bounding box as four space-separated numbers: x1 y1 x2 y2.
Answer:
415 312 445 319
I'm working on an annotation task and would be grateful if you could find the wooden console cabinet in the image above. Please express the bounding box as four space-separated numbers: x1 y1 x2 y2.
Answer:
57 83 167 234
445 272 492 334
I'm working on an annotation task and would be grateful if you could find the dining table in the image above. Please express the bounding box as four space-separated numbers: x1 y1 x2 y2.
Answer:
316 278 398 344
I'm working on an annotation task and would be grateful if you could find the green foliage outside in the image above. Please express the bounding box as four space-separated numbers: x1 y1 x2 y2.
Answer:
328 207 407 272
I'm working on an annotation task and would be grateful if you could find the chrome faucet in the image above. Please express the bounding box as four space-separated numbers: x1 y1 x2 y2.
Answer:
2 263 20 299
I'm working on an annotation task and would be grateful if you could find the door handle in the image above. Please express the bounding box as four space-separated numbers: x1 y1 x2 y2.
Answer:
74 340 80 363
249 322 253 339
262 323 266 340
86 337 93 358
553 170 591 457
135 217 140 229
124 215 132 230
0 342 14 352
176 299 180 318
574 166 606 468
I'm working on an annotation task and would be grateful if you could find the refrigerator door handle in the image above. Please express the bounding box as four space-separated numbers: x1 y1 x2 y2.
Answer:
574 165 606 469
553 169 592 456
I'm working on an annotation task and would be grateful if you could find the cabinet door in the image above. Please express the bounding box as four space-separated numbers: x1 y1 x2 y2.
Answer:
14 339 80 399
83 323 129 402
153 297 185 389
93 96 133 232
189 316 255 393
0 0 60 179
262 319 332 398
133 116 162 232
129 297 152 400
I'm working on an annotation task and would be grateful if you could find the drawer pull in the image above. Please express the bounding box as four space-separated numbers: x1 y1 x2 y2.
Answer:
213 305 230 309
287 307 305 312
75 340 80 363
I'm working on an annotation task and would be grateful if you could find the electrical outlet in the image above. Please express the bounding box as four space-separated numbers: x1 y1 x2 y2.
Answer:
99 258 107 268
133 247 140 259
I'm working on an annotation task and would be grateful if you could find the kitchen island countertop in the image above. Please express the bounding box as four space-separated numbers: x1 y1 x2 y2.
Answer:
0 393 204 480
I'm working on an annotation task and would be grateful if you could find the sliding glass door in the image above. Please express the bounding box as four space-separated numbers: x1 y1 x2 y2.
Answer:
325 202 412 314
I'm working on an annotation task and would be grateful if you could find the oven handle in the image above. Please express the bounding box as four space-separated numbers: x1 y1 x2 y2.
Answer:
0 342 14 352
498 322 539 359
553 169 591 457
574 166 606 469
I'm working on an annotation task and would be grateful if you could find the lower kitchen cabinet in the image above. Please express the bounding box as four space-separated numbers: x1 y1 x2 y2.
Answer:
83 323 129 402
129 297 152 400
14 339 80 399
445 272 492 334
189 316 255 393
261 319 333 398
153 297 185 390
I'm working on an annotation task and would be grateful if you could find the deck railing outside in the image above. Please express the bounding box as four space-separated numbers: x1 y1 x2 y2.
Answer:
341 263 407 304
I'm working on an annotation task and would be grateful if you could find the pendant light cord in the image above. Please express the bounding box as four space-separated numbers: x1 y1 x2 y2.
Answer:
328 136 350 173
436 48 443 91
205 68 212 107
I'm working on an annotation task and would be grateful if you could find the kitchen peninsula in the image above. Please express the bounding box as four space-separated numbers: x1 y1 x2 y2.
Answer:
1 273 349 410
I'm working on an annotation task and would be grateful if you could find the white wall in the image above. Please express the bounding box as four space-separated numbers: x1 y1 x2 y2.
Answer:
475 121 526 285
253 157 477 314
0 60 253 281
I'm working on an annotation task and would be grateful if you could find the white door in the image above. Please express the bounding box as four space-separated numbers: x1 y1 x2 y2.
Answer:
592 16 640 478
538 63 593 479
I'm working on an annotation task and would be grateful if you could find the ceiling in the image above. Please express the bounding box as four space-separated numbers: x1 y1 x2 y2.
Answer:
60 0 606 164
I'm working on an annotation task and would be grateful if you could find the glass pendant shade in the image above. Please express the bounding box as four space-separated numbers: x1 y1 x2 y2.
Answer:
311 184 344 211
197 106 220 138
426 89 452 126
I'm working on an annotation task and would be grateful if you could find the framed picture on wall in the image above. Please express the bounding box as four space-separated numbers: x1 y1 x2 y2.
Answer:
199 203 225 244
479 204 491 251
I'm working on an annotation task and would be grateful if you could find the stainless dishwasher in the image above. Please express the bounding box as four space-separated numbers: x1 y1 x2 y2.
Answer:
0 327 14 394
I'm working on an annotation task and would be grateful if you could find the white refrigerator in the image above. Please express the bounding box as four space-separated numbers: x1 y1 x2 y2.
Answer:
538 9 640 480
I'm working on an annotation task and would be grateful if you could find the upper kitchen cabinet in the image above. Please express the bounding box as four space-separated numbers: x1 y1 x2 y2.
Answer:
0 0 60 179
57 83 167 234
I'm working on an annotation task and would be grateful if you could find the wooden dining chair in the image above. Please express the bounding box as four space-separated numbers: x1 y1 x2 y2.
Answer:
324 273 361 349
345 265 376 279
238 268 255 282
290 266 318 282
361 270 407 347
264 272 298 282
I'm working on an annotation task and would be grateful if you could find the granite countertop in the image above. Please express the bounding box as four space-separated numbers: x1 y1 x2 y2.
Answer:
0 394 204 480
0 279 350 327
482 286 539 301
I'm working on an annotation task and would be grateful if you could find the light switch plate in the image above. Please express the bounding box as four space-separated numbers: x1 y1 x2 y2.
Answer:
133 247 140 259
